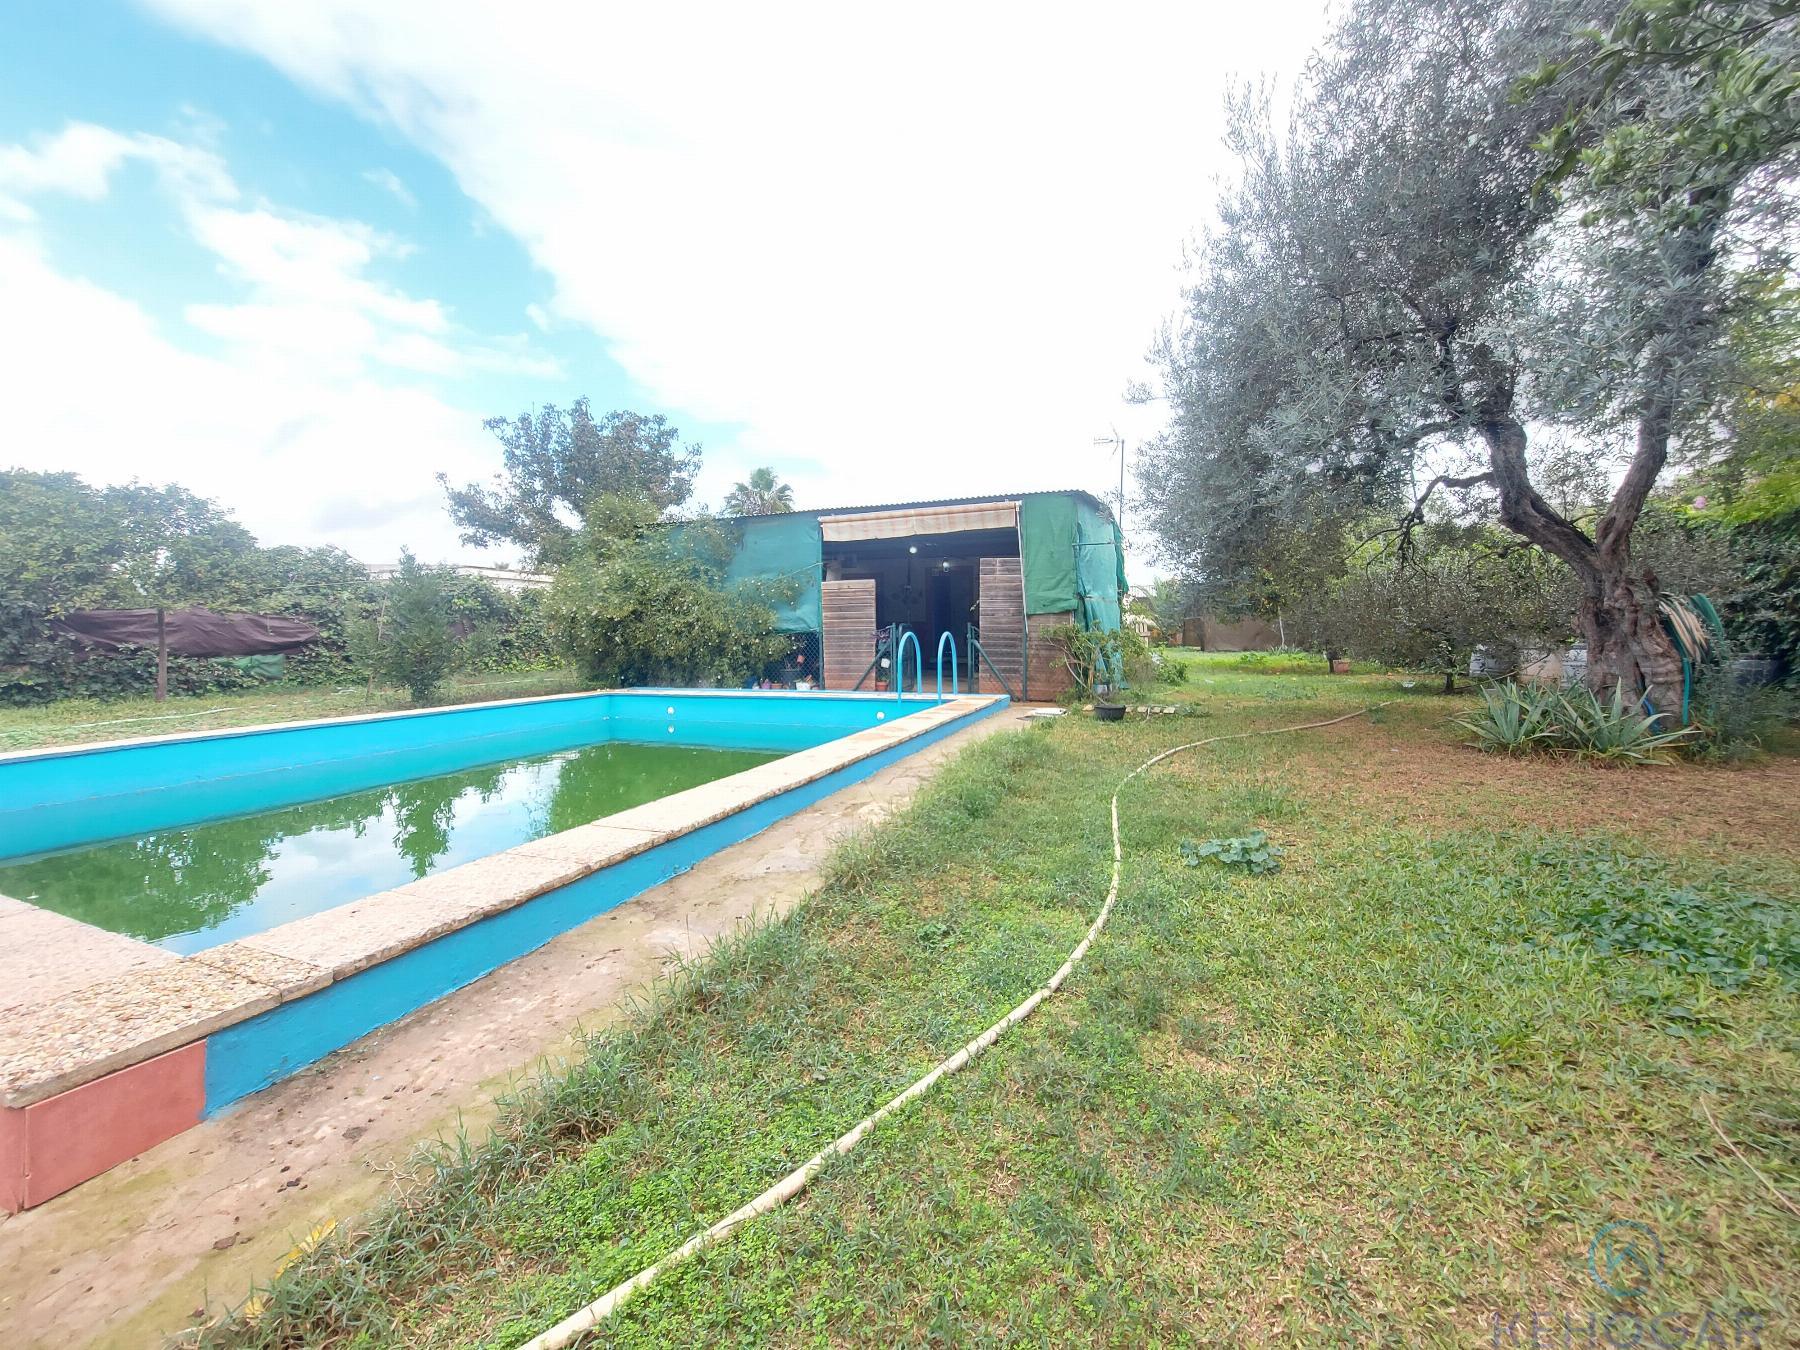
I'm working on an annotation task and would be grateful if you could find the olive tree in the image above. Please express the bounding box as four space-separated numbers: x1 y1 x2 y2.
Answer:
1293 529 1575 692
1139 0 1798 713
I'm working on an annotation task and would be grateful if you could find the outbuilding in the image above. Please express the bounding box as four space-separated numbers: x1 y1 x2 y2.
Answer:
702 490 1126 700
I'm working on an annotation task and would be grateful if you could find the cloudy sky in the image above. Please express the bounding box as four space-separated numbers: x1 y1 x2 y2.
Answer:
1 2 1328 567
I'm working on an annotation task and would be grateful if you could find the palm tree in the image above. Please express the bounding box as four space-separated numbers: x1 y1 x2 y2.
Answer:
723 467 795 516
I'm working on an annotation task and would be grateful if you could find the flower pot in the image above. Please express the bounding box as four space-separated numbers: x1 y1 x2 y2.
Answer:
1329 659 1351 674
1093 703 1126 722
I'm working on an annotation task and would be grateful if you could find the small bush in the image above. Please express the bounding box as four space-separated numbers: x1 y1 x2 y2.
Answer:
1454 680 1691 763
1179 831 1284 874
1687 636 1797 759
1150 650 1190 685
1043 623 1150 702
378 553 457 704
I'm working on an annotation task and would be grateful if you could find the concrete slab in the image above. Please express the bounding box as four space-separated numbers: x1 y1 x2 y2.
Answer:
237 886 492 981
187 944 331 1003
0 908 179 1016
509 822 663 870
0 963 273 1108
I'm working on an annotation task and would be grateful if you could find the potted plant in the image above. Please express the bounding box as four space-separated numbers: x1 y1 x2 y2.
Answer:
1046 624 1144 720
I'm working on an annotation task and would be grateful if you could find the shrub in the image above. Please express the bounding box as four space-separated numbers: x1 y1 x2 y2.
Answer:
1686 630 1798 759
1043 623 1150 702
545 493 791 688
1150 650 1189 685
1455 679 1692 763
377 553 457 704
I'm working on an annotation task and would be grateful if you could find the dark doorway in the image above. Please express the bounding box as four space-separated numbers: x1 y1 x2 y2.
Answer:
821 528 1017 691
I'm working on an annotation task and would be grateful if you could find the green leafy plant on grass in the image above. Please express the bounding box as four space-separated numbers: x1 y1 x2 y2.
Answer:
1179 830 1284 874
1558 683 1693 761
1528 845 1799 995
1452 681 1561 753
1454 679 1693 762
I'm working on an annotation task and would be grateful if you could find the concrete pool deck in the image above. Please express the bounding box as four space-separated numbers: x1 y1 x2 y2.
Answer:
0 693 1006 1212
0 703 1032 1348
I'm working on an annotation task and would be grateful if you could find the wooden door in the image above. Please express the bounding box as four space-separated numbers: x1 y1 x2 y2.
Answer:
976 558 1025 696
822 580 876 690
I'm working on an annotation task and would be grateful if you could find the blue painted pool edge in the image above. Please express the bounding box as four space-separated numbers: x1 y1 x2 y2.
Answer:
201 696 1009 1114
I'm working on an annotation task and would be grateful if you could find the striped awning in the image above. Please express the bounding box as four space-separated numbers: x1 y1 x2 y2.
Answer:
818 500 1019 543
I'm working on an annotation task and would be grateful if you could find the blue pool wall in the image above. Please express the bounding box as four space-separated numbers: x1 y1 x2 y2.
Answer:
201 693 1007 1113
0 691 938 859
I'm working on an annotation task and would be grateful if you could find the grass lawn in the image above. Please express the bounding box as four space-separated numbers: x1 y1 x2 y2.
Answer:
177 655 1798 1347
0 669 588 753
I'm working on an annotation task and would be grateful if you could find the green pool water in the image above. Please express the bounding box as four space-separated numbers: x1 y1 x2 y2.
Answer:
0 741 780 954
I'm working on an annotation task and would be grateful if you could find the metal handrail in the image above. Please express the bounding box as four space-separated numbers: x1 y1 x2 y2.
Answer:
965 626 1017 700
895 627 922 701
852 624 893 691
934 631 960 701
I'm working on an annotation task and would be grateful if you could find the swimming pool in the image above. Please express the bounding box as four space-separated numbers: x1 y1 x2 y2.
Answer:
0 742 782 953
0 687 1008 1211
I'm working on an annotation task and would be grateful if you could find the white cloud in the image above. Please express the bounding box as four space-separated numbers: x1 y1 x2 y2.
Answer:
362 166 416 208
139 0 1330 565
0 230 498 561
0 121 235 218
0 118 570 559
0 112 571 555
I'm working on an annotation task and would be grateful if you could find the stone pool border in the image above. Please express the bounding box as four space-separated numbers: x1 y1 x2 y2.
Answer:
0 691 1007 1211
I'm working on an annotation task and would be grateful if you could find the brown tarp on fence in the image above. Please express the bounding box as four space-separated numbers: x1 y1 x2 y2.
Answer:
52 608 320 657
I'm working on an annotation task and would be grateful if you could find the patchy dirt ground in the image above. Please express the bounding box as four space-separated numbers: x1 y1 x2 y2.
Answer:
0 709 1030 1349
1197 707 1800 862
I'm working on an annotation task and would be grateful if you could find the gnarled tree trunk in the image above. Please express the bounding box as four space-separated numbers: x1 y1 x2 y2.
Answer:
1481 415 1684 716
1578 565 1684 710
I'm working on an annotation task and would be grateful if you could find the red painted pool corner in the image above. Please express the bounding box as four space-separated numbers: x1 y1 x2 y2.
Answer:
0 1041 206 1212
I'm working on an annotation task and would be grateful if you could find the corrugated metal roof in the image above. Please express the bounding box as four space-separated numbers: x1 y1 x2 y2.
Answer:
705 487 1114 525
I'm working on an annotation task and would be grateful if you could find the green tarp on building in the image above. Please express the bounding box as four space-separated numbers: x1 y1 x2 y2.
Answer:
725 512 822 633
1019 492 1126 626
682 489 1123 637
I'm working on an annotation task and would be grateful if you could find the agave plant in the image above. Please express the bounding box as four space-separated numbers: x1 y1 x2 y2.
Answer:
1554 683 1693 763
1452 681 1560 753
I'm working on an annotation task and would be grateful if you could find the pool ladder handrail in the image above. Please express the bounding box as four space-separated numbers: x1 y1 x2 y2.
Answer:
964 623 1017 700
895 627 923 701
934 631 960 701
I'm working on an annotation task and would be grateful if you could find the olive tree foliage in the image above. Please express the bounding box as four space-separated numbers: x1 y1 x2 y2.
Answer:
1292 527 1576 692
544 493 792 688
440 399 702 568
1137 0 1799 713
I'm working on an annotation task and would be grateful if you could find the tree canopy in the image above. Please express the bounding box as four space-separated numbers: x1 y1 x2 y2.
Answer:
723 467 796 517
441 399 702 568
543 493 792 688
1138 0 1799 710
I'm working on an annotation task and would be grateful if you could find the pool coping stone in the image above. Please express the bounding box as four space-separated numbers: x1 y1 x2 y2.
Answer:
0 692 1002 1108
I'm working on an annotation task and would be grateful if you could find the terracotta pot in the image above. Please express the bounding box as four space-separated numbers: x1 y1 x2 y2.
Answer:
1330 659 1352 674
